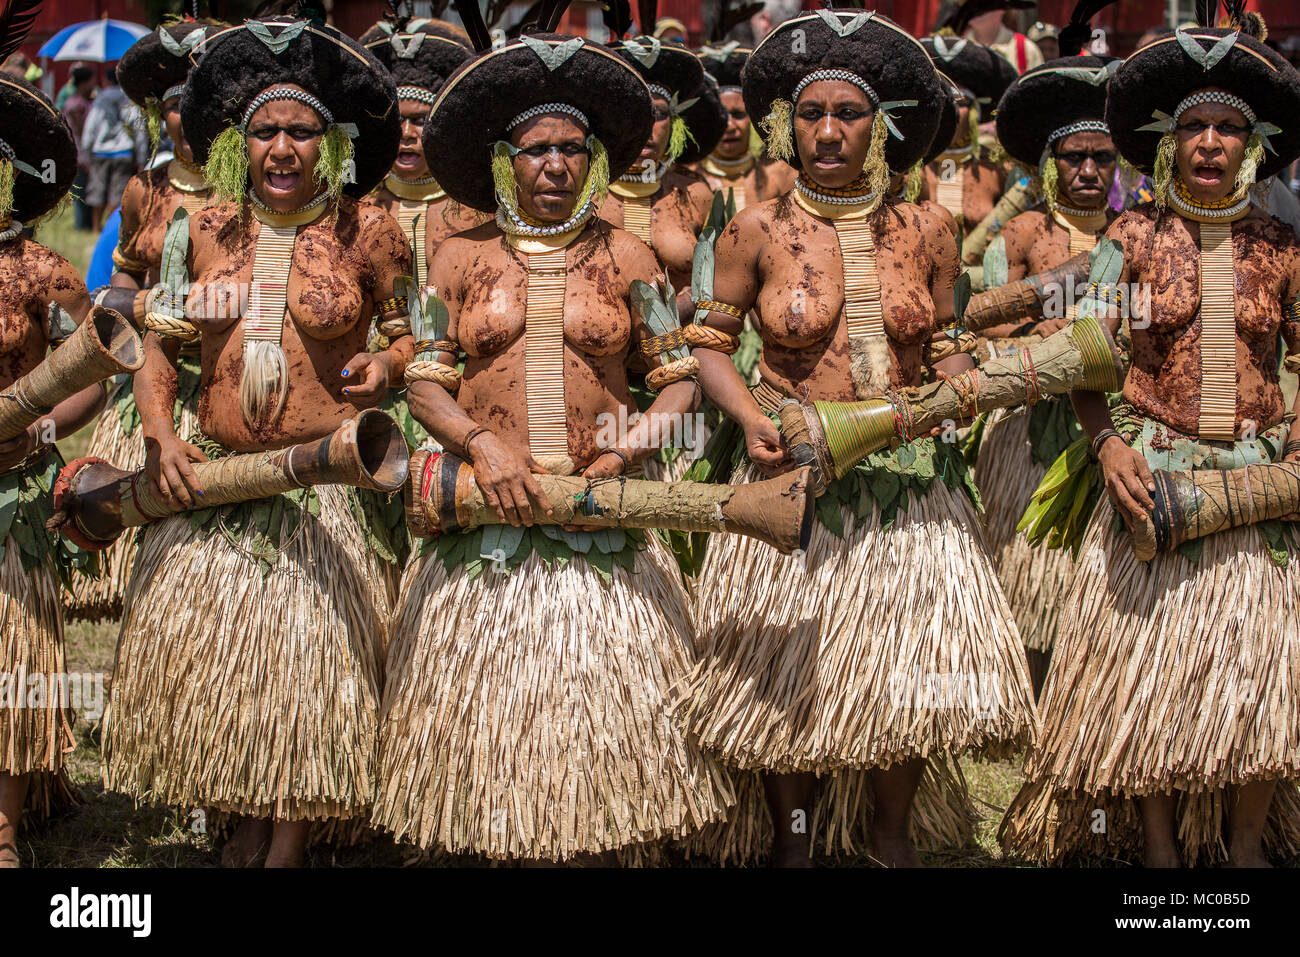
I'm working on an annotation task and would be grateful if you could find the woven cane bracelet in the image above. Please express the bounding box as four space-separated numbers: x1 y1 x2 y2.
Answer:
111 247 148 275
142 311 200 343
695 299 745 320
1283 439 1300 458
1284 299 1300 323
645 356 701 391
404 359 462 392
640 325 740 356
414 339 459 356
375 296 406 314
376 315 412 339
1090 428 1122 458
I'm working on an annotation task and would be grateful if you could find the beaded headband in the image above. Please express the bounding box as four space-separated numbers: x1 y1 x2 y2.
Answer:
163 83 186 103
1048 119 1109 145
241 87 334 131
647 83 673 101
792 69 879 107
1174 90 1255 125
507 102 590 133
396 86 439 107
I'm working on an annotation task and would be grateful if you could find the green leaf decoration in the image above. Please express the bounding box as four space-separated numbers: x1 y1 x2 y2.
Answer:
982 235 1008 291
158 207 190 317
953 271 972 324
816 9 873 37
621 37 661 68
391 33 427 59
47 302 77 342
521 35 583 71
246 19 307 55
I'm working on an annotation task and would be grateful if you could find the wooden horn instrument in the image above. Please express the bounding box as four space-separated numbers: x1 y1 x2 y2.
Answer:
50 409 410 549
1128 462 1300 562
779 314 1125 491
405 450 816 555
0 306 145 441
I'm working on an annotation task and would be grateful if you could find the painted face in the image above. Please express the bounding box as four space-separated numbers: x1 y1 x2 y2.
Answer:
1174 94 1251 203
161 96 192 163
794 79 874 190
245 87 326 212
640 94 672 164
392 97 432 180
1052 130 1117 210
716 89 751 161
509 112 590 223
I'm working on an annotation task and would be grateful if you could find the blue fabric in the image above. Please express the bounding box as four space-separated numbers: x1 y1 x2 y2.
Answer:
86 207 122 290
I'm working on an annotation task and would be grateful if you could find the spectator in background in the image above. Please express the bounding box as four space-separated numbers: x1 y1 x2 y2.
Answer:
80 66 140 232
61 66 97 231
1136 25 1174 50
653 17 688 44
1 51 39 83
966 8 1044 73
1027 21 1059 60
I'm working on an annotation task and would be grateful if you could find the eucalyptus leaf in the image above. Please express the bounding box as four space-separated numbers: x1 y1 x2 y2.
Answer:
246 19 307 55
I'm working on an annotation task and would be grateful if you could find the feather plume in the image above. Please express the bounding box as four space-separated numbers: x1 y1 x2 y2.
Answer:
452 0 492 51
637 0 656 35
0 0 42 67
710 1 764 43
603 0 633 40
1194 0 1218 28
1059 0 1118 57
940 0 1035 38
539 0 572 31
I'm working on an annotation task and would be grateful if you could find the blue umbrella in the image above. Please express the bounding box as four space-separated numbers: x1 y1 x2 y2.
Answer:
37 19 150 63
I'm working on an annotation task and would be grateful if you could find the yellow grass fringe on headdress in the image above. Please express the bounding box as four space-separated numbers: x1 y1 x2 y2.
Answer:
760 97 794 163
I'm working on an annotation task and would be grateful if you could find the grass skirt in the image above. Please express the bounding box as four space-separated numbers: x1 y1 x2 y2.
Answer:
65 378 201 623
678 761 977 865
0 541 81 827
102 484 387 821
373 536 735 862
975 409 1076 655
999 497 1300 864
679 465 1037 774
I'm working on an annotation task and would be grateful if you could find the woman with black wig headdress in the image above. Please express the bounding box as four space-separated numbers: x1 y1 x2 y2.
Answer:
999 8 1300 867
0 75 107 867
373 25 734 864
677 10 1036 867
68 19 221 624
101 16 410 868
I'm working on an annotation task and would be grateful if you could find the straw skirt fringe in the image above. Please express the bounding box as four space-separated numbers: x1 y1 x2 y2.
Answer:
102 484 387 821
65 398 200 623
679 760 977 865
373 536 735 862
679 465 1037 774
999 497 1300 864
0 541 82 825
975 408 1076 655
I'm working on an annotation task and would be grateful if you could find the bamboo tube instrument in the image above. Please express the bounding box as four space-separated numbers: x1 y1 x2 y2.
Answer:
50 409 410 549
779 313 1125 489
0 307 145 441
1128 462 1300 562
405 449 816 555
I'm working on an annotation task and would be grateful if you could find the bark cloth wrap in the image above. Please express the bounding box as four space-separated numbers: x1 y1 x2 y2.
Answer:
0 450 89 828
101 437 390 823
675 385 1038 862
999 413 1300 864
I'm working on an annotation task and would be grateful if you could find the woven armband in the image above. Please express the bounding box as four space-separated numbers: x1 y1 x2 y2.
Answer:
142 309 200 343
112 246 149 276
695 299 745 321
404 359 462 393
1284 299 1300 323
640 324 740 357
374 296 412 339
924 330 979 366
645 355 701 391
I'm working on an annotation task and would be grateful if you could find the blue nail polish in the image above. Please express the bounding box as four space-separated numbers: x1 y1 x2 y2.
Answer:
341 369 350 377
